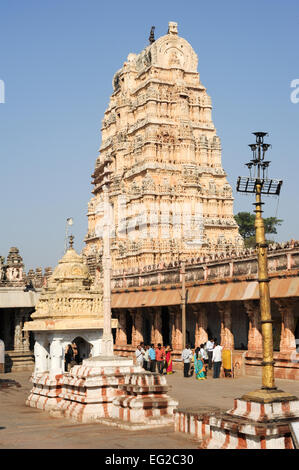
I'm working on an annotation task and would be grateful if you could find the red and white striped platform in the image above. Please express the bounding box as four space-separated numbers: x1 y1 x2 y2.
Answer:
26 356 178 428
174 396 299 449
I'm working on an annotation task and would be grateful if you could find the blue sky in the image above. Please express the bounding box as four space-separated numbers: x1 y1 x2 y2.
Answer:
0 0 298 270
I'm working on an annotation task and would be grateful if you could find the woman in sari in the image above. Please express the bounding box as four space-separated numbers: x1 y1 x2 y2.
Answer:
165 345 173 374
194 347 206 380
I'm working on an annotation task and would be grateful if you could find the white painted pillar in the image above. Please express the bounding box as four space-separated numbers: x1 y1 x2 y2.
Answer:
34 335 49 374
101 182 114 356
92 336 102 356
49 337 64 377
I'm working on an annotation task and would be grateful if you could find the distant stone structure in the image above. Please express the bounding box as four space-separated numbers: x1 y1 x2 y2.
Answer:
24 242 178 429
0 247 51 371
23 241 115 376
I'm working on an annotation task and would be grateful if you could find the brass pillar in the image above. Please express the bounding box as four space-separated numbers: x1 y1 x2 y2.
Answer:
242 183 296 402
255 182 275 390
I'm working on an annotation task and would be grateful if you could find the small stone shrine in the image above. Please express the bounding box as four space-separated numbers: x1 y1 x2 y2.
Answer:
24 237 178 428
24 236 109 374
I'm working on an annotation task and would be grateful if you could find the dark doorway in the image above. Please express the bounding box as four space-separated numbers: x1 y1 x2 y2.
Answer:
72 337 92 363
144 316 151 345
161 306 170 346
126 311 133 345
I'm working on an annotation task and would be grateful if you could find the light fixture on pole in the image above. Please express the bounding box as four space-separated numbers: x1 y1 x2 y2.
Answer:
64 217 74 253
237 132 295 403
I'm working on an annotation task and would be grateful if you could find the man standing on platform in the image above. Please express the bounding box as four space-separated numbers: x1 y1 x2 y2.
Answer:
181 344 193 377
212 340 223 378
135 344 144 368
156 343 165 375
148 344 156 372
206 337 214 371
143 345 150 370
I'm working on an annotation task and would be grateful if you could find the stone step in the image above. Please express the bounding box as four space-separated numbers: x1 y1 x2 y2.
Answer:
120 384 169 394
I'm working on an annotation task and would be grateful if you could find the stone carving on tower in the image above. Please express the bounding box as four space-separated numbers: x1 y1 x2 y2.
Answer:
84 22 243 273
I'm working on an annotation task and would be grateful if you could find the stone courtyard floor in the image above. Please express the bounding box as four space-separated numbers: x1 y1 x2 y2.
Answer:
0 369 298 449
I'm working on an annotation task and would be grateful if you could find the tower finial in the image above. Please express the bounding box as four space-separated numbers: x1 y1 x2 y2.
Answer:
168 21 178 35
149 26 155 44
68 234 74 250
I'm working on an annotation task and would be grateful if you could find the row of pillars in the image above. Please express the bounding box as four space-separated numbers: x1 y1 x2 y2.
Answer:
114 299 298 353
1 308 31 352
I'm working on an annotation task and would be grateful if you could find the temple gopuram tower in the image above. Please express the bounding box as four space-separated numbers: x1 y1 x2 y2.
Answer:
84 22 243 273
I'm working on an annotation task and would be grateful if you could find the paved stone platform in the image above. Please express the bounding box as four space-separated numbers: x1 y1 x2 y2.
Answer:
0 370 298 449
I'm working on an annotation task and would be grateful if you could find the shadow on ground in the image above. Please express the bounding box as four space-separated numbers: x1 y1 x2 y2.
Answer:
0 379 21 390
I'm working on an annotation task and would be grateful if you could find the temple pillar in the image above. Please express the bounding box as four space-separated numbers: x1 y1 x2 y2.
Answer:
132 309 144 347
193 304 208 348
34 335 49 374
13 310 23 351
169 307 176 349
3 310 12 349
171 306 182 350
275 299 296 353
115 310 127 346
49 337 64 377
22 310 31 351
150 308 163 345
217 302 234 350
244 300 262 352
23 329 30 351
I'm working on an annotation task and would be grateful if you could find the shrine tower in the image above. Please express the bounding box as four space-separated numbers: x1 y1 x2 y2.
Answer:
84 22 243 273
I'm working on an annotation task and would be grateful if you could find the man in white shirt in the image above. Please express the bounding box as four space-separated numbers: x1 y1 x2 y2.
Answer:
212 340 223 378
206 338 214 370
181 344 193 377
200 343 209 376
143 345 150 371
135 345 144 367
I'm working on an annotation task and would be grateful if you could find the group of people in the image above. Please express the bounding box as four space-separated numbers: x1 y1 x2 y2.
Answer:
181 338 223 380
135 343 173 374
135 337 223 380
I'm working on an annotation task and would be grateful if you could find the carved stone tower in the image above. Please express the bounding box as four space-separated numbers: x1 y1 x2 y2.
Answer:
84 22 243 273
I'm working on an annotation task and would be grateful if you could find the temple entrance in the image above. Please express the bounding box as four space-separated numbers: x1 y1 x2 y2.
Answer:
125 311 132 345
72 337 92 363
207 305 221 342
143 313 151 346
232 302 249 350
295 318 299 352
161 306 170 346
186 307 196 348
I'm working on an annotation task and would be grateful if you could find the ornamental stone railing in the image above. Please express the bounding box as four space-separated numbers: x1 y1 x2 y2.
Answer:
110 240 299 290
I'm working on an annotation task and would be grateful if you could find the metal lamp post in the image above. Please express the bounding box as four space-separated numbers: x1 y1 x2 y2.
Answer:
237 132 296 402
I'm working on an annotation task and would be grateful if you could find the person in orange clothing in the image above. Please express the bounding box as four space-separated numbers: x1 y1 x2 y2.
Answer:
155 343 166 375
